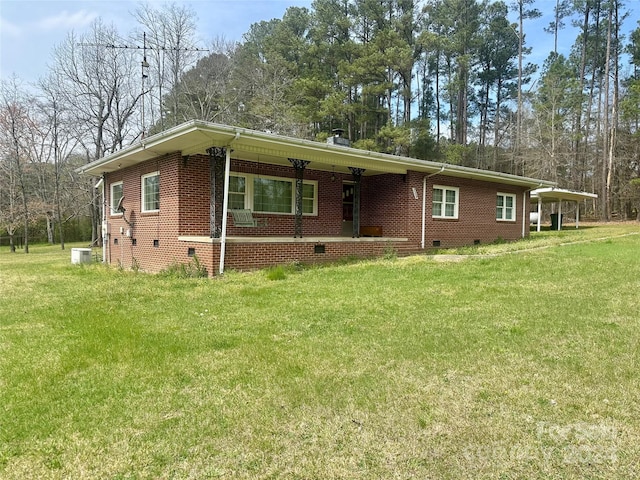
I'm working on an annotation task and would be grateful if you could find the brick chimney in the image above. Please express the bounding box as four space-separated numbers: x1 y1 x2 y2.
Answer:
326 128 350 147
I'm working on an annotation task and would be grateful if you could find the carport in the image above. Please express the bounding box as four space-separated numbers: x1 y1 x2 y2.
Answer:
531 188 598 231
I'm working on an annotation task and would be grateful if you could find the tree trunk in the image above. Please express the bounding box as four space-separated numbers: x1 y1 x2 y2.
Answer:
46 215 54 244
574 2 590 191
8 230 16 253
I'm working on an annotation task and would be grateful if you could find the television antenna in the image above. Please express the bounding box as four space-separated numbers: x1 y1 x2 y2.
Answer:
78 32 209 139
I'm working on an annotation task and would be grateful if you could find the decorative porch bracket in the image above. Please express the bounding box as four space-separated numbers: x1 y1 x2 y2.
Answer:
349 167 366 238
208 147 226 238
289 158 310 238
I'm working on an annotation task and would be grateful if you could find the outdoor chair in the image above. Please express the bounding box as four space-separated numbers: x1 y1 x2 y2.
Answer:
230 209 268 227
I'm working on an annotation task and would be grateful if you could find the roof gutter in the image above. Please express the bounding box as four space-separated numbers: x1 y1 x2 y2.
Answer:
422 166 446 249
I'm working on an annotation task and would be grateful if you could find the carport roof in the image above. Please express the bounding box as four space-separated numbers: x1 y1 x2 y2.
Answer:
531 187 598 203
78 120 555 188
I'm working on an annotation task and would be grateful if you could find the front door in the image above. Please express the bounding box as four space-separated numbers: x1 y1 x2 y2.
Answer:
342 182 354 236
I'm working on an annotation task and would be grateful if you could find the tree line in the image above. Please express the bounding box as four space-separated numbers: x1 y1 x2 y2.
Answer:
1 0 639 253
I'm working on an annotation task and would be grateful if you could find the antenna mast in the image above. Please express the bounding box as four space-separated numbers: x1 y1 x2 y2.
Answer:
78 33 209 140
141 32 149 139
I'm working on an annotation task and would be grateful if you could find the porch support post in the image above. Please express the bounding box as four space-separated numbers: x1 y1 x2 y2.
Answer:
289 158 310 238
208 147 226 238
349 167 366 238
537 197 542 232
557 200 562 231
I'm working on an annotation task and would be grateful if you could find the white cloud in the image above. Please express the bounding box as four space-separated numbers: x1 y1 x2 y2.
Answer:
0 17 22 37
36 10 98 31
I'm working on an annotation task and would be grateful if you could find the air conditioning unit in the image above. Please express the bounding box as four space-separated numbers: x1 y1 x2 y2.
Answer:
71 248 92 264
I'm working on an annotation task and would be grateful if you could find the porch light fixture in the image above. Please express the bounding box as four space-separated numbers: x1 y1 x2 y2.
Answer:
331 165 336 182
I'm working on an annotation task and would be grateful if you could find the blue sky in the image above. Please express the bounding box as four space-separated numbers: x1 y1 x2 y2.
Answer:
0 0 313 82
0 0 637 85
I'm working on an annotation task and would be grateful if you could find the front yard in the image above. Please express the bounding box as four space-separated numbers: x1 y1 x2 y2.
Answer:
1 224 639 478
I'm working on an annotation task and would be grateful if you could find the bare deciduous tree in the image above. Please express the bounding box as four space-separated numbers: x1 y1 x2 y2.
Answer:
0 77 33 253
133 2 201 132
51 20 142 244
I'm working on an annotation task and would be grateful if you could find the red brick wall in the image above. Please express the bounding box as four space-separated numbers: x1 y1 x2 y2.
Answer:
223 240 403 270
176 156 347 237
362 174 409 236
360 171 528 248
179 154 210 236
423 173 527 247
104 153 530 275
105 153 185 274
223 159 347 237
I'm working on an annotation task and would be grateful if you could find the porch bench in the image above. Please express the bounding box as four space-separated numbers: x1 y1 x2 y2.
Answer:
231 209 268 227
359 225 383 237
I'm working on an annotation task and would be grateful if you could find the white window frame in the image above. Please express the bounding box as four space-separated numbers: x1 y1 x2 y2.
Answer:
141 171 160 213
110 181 123 216
432 185 459 219
229 172 318 216
228 174 247 210
496 192 516 222
301 182 316 215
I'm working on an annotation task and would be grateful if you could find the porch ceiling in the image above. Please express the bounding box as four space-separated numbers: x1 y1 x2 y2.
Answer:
78 120 555 188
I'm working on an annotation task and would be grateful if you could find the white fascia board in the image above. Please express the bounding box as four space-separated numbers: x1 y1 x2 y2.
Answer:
78 120 554 188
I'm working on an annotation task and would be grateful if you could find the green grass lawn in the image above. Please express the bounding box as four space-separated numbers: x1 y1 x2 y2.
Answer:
1 225 639 479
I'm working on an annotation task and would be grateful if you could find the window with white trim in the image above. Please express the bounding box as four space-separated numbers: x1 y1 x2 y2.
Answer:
432 185 459 219
228 175 246 209
254 177 293 213
141 171 160 212
228 173 317 215
110 181 123 215
302 183 315 214
496 193 516 221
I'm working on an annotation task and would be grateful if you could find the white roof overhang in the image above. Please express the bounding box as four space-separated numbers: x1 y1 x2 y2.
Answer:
78 120 555 188
531 187 598 203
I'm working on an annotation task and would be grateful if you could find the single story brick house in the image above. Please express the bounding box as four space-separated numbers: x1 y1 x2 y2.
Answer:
78 120 554 276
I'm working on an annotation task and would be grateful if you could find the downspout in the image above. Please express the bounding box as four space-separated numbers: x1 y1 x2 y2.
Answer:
422 166 446 249
218 133 240 275
95 175 106 263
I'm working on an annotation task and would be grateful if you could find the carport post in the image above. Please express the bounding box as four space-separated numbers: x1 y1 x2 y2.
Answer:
537 197 542 232
576 202 580 228
557 200 562 231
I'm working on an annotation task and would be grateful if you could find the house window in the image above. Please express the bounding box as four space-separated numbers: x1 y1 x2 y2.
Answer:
141 171 160 212
496 193 516 221
302 183 315 214
254 177 292 213
432 186 459 219
110 181 123 215
228 175 246 209
227 173 317 215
